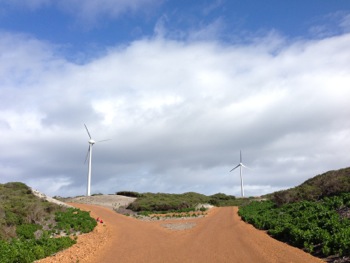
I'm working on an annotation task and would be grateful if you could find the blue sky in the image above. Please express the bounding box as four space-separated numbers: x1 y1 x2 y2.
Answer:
2 1 350 60
0 1 350 197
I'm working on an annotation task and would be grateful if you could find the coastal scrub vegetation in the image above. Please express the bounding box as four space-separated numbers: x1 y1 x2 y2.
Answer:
0 182 97 263
239 167 350 260
268 167 350 205
120 191 249 213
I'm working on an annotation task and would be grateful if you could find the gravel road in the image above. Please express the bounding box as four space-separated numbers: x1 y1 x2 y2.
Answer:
39 203 324 263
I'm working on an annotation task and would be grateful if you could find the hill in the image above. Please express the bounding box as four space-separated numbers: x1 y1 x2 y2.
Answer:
239 167 350 261
0 182 97 263
270 167 350 205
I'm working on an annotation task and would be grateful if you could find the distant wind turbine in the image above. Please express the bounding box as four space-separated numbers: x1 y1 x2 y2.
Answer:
84 124 110 196
230 150 249 197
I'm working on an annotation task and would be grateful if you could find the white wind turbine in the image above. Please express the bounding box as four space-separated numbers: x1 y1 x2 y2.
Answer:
84 124 110 196
230 150 249 197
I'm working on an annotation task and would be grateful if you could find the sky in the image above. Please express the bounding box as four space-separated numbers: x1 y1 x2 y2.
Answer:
0 0 350 197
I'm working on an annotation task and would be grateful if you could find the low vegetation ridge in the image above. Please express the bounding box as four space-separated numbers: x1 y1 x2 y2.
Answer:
269 167 350 205
0 182 97 263
117 191 250 214
240 166 350 262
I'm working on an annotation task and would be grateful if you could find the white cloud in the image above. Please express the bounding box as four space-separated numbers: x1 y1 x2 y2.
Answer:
1 0 161 24
0 0 51 10
340 14 350 32
187 18 227 41
308 11 350 38
0 30 350 197
60 0 160 24
202 0 224 16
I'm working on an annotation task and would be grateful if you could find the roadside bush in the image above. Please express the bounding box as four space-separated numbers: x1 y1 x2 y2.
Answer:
16 224 41 240
239 193 350 258
0 237 76 263
55 208 97 234
199 206 207 212
0 182 97 262
209 193 240 206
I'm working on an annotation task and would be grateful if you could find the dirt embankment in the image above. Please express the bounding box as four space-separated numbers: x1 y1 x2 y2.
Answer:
64 194 136 211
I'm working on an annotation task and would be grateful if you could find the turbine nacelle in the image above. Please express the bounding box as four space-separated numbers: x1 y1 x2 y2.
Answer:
88 139 96 145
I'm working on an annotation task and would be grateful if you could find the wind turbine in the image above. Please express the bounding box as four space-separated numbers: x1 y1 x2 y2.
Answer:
84 124 110 196
230 150 248 197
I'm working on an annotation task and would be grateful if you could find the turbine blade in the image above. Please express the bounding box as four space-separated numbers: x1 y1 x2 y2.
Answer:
240 150 242 163
97 139 111 143
84 147 90 164
84 124 92 139
230 164 240 172
242 164 252 170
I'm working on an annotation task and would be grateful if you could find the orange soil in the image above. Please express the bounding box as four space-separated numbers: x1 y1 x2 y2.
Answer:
38 204 324 263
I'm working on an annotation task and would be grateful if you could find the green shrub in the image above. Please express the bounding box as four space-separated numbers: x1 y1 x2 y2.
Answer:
239 194 350 258
5 211 22 226
0 240 17 263
0 182 95 262
16 224 41 239
209 193 239 206
55 208 97 234
199 207 207 212
127 192 209 212
125 191 249 213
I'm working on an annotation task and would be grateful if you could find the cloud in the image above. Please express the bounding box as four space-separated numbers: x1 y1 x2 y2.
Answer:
202 0 225 16
0 30 350 197
59 0 161 25
340 14 350 32
0 0 51 10
308 11 350 38
0 0 161 25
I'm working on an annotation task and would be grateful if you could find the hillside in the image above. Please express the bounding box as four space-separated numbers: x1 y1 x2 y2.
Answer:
270 167 350 205
0 182 97 263
240 167 350 262
1 182 62 240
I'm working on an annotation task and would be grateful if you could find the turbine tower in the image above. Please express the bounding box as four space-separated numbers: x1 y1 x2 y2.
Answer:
230 150 248 197
84 124 110 196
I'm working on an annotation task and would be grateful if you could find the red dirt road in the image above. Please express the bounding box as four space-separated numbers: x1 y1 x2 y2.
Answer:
40 204 324 263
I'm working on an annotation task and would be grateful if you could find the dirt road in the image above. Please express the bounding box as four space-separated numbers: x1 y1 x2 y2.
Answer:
46 204 323 263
